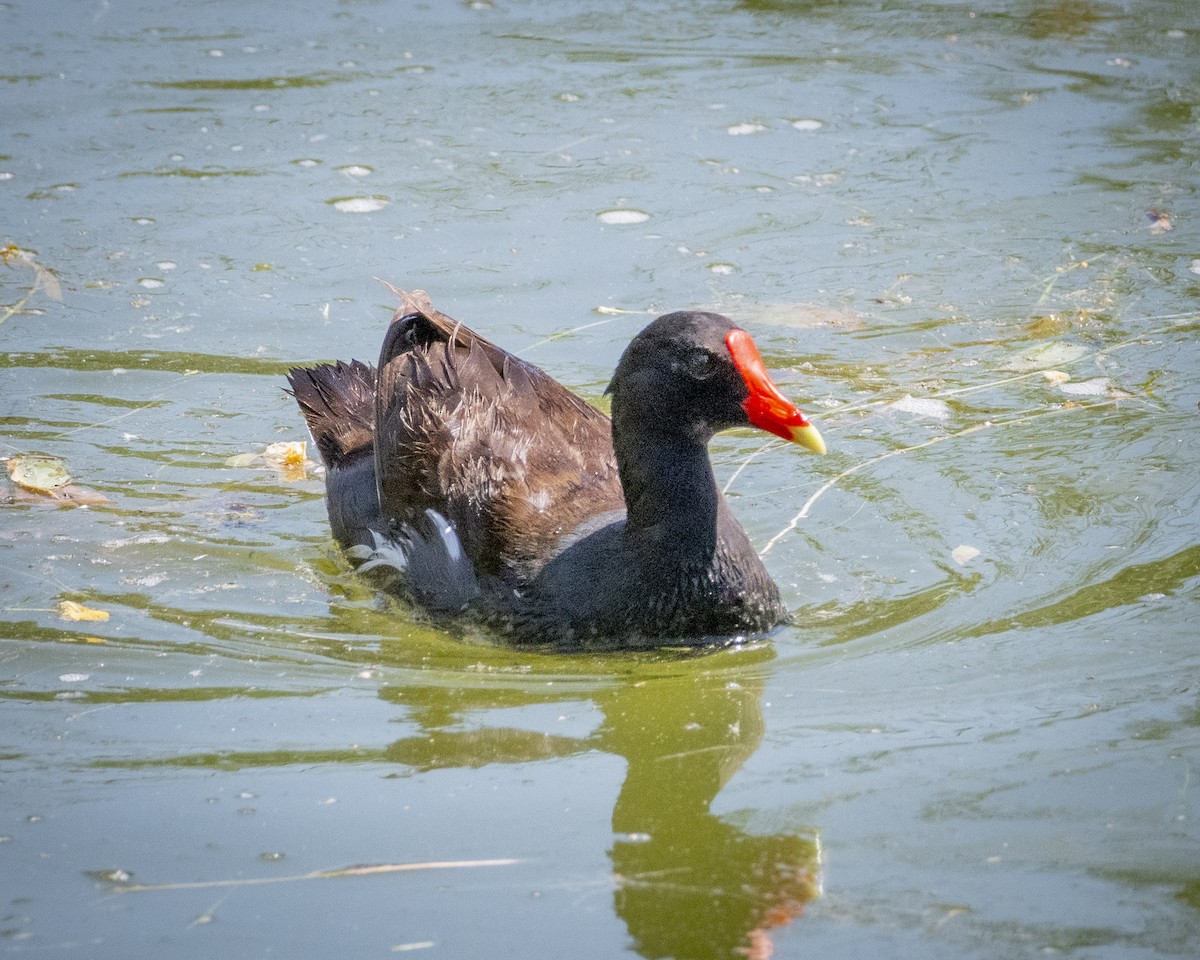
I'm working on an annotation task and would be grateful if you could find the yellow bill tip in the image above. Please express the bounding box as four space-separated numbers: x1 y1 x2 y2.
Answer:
790 421 827 455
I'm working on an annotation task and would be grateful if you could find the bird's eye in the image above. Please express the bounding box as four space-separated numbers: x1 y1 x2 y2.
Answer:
681 349 716 381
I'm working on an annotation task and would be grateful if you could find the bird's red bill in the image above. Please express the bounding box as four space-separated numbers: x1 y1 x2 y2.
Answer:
725 329 826 454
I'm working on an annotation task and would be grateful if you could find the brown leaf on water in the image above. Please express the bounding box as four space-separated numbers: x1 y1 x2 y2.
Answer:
40 483 113 505
58 600 110 622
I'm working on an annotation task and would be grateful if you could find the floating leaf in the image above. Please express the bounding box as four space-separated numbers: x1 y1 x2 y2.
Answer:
58 600 110 622
4 453 111 504
951 545 981 566
1003 341 1089 372
7 453 72 492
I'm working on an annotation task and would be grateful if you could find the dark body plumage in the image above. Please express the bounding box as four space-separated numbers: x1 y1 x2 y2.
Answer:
288 289 817 646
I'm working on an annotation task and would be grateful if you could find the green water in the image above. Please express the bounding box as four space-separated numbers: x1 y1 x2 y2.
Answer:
2 1 1198 957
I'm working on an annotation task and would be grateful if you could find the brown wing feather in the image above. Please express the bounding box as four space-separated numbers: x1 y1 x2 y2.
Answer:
372 290 623 582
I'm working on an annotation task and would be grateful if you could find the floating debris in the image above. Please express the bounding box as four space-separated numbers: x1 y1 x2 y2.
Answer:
225 441 313 481
791 172 842 187
7 453 71 492
889 395 951 420
952 545 981 566
3 453 111 505
91 869 133 884
1058 377 1112 397
1146 210 1173 234
102 857 523 893
1 244 62 322
597 209 649 225
59 600 110 622
1004 341 1089 372
330 196 388 213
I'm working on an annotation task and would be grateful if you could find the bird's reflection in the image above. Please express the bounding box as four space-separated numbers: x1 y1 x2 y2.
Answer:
380 648 821 960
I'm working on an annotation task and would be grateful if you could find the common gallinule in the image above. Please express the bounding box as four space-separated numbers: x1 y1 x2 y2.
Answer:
288 288 825 645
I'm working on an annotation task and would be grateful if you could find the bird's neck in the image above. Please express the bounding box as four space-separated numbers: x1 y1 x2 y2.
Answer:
616 431 721 548
612 428 783 635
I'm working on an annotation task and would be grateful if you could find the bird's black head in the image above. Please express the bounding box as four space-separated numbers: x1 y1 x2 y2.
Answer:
607 311 825 452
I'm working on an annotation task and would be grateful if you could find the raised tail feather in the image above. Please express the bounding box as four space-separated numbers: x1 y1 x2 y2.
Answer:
286 360 376 469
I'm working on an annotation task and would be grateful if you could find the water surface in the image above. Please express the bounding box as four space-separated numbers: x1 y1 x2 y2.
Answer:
2 1 1198 958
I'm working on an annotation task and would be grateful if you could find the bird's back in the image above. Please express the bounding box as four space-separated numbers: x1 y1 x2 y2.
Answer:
290 290 624 590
